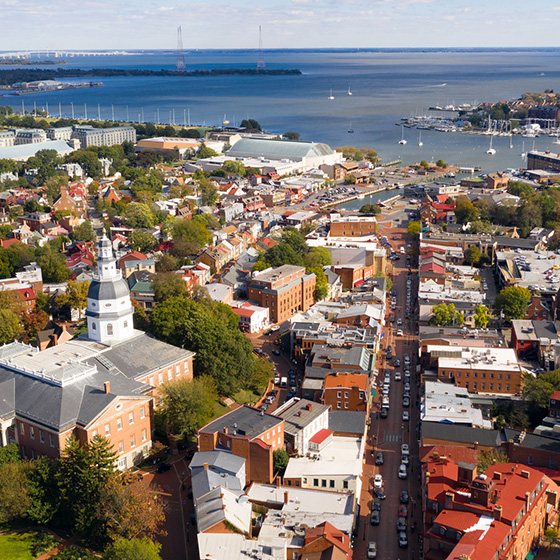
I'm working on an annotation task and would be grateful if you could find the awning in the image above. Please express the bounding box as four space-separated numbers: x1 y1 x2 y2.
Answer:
354 279 365 286
525 551 536 560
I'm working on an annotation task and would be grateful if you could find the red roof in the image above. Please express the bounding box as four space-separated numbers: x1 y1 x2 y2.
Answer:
232 307 255 318
421 263 445 274
309 429 333 444
421 445 478 465
551 390 560 402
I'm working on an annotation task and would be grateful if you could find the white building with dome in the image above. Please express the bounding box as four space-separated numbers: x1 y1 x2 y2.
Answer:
86 235 134 343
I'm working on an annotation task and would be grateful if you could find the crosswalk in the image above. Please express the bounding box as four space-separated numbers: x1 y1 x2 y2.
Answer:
384 431 403 444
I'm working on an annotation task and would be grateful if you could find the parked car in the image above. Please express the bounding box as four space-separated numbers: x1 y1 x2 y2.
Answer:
402 411 409 422
402 396 410 407
380 407 389 418
397 318 403 326
400 489 409 503
375 451 384 465
398 464 407 479
398 531 408 548
374 474 383 488
371 510 380 525
367 541 377 559
373 487 386 500
401 454 409 465
394 357 400 367
394 371 402 381
397 516 407 532
272 349 281 356
372 497 382 511
399 505 408 518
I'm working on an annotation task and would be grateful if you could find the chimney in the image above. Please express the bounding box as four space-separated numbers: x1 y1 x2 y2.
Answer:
493 505 503 522
306 403 312 411
521 470 530 479
493 471 502 481
525 491 531 505
222 504 227 510
445 491 455 509
103 381 110 394
203 462 209 470
223 426 228 435
426 472 431 483
284 491 289 504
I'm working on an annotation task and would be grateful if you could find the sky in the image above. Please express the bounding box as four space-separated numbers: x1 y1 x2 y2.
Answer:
2 0 560 50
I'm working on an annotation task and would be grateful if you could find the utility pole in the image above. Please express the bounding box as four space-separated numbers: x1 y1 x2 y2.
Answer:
257 25 266 70
176 26 186 71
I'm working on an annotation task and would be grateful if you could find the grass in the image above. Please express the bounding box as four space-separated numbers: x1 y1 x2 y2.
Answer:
232 389 260 406
0 532 37 560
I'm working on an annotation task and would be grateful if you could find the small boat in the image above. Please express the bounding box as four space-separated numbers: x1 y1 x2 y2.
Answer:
418 131 423 147
348 122 354 133
398 126 407 145
521 141 526 159
328 89 335 100
347 87 353 96
486 134 496 155
554 129 560 145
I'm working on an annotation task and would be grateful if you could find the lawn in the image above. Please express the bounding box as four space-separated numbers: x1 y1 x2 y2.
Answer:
0 532 37 560
232 389 260 406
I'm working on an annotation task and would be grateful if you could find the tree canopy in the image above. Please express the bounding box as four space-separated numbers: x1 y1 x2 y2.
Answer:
428 303 464 327
494 286 531 321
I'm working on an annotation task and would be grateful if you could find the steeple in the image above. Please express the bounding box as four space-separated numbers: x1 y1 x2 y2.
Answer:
85 235 134 344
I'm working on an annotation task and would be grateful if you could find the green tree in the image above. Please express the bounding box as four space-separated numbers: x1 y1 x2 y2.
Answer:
435 159 447 169
56 280 90 319
544 527 559 546
222 160 246 176
128 230 157 253
124 203 155 228
198 145 219 159
70 221 95 243
36 247 70 283
494 286 531 321
474 304 491 328
420 160 429 169
159 377 218 442
171 218 211 252
522 370 560 411
360 203 381 216
465 245 481 265
407 221 421 235
308 246 332 266
477 449 509 474
428 303 464 327
27 456 61 526
0 442 20 466
153 272 189 303
0 461 32 523
283 131 300 140
344 173 357 185
66 149 102 177
455 195 479 224
240 119 261 131
104 538 162 560
273 449 289 475
0 308 22 344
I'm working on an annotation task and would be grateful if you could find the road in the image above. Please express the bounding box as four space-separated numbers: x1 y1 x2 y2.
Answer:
353 220 422 560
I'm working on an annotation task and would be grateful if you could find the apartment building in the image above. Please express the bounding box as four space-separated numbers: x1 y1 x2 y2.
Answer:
321 372 369 412
247 265 316 323
329 216 378 237
72 125 136 148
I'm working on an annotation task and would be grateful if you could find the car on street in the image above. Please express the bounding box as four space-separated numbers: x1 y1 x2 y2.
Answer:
374 474 383 488
400 489 409 503
380 407 388 418
402 396 410 407
260 402 269 411
370 510 380 525
394 371 402 381
394 357 400 367
401 454 409 466
367 541 377 559
397 516 407 532
396 329 404 336
373 497 382 511
398 464 407 479
398 531 408 548
272 349 281 356
265 395 274 404
404 382 411 393
270 325 280 332
401 444 409 455
397 318 403 326
375 451 384 465
402 411 409 421
399 505 408 518
404 355 410 364
373 487 386 500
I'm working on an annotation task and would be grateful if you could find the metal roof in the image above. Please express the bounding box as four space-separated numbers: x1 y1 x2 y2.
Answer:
226 138 335 161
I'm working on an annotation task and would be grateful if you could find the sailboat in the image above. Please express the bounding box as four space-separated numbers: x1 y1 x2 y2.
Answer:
486 134 496 155
509 135 513 149
554 129 560 145
418 131 423 147
347 87 353 96
398 126 407 145
328 89 335 100
348 122 354 133
521 141 526 159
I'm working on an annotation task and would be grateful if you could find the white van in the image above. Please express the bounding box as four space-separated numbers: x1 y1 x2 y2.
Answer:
382 396 390 408
280 377 288 388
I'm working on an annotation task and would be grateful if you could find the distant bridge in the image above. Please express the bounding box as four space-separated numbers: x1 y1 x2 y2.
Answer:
0 51 133 59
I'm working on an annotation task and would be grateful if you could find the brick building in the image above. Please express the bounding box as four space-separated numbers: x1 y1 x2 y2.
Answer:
247 265 316 323
321 372 369 412
197 405 284 484
329 216 378 237
53 183 87 219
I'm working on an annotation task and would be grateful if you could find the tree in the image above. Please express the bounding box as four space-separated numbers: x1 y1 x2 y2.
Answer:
104 538 162 560
344 173 356 184
198 145 219 159
99 478 166 541
420 160 429 169
494 286 531 321
70 221 95 243
273 449 289 475
0 461 32 523
37 247 70 283
27 456 61 526
474 304 491 328
0 308 22 344
172 218 212 252
153 272 189 303
128 230 157 253
360 203 381 215
465 245 481 265
455 196 479 224
477 449 509 474
56 280 90 319
124 203 155 228
0 442 20 466
158 377 218 442
283 131 300 140
374 271 392 291
435 159 447 169
544 527 559 546
523 370 560 412
240 119 261 131
407 221 421 235
66 149 102 177
428 303 464 327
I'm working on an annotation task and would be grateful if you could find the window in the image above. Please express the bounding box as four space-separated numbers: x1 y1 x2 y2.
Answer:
130 435 136 448
344 392 349 399
473 382 477 390
359 391 365 399
337 402 341 409
119 441 124 454
20 422 24 435
92 429 98 438
149 376 154 386
506 385 510 392
140 406 146 419
117 418 123 430
528 456 534 465
92 322 96 331
175 364 180 374
50 434 55 447
498 384 502 391
330 480 335 488
337 391 342 398
107 323 113 336
345 402 349 409
321 479 327 487
481 383 485 391
313 478 319 487
39 430 44 443
105 423 111 436
158 373 163 384
129 412 134 425
30 426 35 439
167 369 172 381
123 320 128 329
142 429 147 442
343 480 349 489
